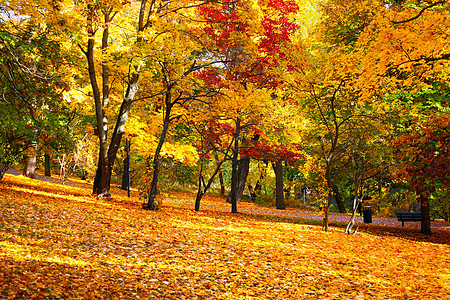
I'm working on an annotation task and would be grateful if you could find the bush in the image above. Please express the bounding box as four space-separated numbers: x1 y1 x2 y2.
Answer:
373 187 417 218
431 187 450 222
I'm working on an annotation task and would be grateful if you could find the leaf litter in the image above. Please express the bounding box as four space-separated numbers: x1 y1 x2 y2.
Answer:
0 174 449 299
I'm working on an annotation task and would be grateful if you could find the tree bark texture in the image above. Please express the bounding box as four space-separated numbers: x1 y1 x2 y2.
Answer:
195 151 206 211
236 154 250 202
323 192 333 232
345 195 361 234
44 153 51 177
121 156 129 190
226 152 250 205
227 132 258 206
0 160 10 180
144 95 173 210
121 139 130 192
345 175 363 234
333 184 346 213
229 118 241 213
0 161 9 180
23 153 37 179
273 159 285 210
420 194 432 235
322 158 334 232
215 152 226 196
219 169 225 196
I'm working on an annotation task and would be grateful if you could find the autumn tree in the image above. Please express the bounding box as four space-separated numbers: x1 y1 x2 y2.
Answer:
307 0 450 235
284 0 394 231
191 119 235 211
354 0 450 234
301 78 358 231
190 96 305 212
392 112 449 234
81 0 159 197
201 92 268 214
290 0 446 234
245 127 305 210
0 14 70 180
5 0 129 195
198 0 303 213
138 5 232 210
6 0 216 197
287 49 361 231
341 117 391 234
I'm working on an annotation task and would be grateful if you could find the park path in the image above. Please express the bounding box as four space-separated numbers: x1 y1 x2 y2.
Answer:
178 197 450 230
6 169 450 231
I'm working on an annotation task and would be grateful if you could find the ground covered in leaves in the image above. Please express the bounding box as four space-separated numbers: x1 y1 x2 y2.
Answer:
0 175 449 299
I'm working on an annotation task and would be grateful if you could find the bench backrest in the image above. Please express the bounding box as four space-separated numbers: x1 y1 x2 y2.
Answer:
396 212 421 221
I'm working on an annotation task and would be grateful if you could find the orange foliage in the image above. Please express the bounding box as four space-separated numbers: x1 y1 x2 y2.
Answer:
394 113 450 196
0 175 449 299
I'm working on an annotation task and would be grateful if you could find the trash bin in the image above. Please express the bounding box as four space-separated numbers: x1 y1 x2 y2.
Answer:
363 206 372 223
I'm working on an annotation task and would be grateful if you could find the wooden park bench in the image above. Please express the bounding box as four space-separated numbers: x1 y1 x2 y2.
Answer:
396 212 421 226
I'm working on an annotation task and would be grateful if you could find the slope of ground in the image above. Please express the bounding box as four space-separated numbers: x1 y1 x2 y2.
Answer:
0 174 449 299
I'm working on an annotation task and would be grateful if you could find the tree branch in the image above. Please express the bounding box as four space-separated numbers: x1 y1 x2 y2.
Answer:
391 1 446 24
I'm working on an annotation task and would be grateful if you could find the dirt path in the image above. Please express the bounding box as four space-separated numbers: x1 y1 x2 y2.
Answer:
7 169 450 231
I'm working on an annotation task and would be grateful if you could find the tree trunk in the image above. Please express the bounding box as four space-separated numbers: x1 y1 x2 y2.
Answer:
0 159 10 180
121 139 130 194
332 184 346 213
229 118 241 213
345 195 361 234
86 7 110 197
322 159 334 232
195 181 204 212
226 153 250 205
345 175 363 235
323 192 333 232
121 156 129 190
105 98 134 187
144 97 173 210
92 92 135 196
145 156 160 210
345 207 358 234
236 154 250 202
420 194 432 235
92 158 101 194
195 151 206 212
215 152 225 196
273 159 285 210
219 169 225 196
315 82 346 231
89 6 142 198
195 157 225 211
23 152 37 179
44 153 51 177
227 132 258 205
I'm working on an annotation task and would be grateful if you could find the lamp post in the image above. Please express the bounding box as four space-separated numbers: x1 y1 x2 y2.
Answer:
121 138 131 197
125 138 130 198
